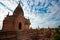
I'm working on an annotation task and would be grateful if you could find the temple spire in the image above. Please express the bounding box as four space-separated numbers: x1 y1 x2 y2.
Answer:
17 1 21 7
13 1 24 16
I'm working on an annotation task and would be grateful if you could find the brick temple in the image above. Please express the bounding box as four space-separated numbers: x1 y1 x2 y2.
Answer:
0 2 55 40
2 3 31 31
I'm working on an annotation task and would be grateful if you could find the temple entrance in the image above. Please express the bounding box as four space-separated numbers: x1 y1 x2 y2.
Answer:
19 22 22 29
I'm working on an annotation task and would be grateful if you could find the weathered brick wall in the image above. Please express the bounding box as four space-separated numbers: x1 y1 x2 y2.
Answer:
0 29 54 40
17 30 37 40
0 31 17 40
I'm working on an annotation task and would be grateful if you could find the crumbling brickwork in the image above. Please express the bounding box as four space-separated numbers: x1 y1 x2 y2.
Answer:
2 3 31 31
0 2 54 40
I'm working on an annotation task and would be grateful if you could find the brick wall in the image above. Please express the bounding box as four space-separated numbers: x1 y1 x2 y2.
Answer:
0 31 17 40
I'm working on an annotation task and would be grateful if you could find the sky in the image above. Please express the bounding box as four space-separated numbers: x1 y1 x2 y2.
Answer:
0 0 60 30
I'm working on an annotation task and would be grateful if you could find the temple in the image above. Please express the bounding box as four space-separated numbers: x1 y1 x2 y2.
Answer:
2 3 31 31
0 2 55 40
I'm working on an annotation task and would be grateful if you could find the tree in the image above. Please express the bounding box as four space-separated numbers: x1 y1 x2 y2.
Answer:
58 26 60 29
54 33 60 40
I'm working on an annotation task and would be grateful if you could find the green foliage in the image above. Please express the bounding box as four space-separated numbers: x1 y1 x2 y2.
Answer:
54 33 60 40
58 25 60 28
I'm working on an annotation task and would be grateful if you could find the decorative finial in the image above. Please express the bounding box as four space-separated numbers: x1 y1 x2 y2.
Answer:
48 26 50 29
7 12 9 16
19 0 20 3
18 1 21 7
30 27 32 29
38 26 40 30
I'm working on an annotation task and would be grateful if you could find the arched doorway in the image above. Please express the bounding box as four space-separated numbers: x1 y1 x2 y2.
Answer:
19 22 22 29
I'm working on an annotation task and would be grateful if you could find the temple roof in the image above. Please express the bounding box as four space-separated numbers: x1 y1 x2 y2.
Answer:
13 2 24 16
3 2 30 24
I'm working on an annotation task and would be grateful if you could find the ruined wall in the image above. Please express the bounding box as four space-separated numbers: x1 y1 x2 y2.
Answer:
0 31 17 40
0 29 54 40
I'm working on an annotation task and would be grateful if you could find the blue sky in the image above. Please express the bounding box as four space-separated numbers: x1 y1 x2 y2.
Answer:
0 0 60 29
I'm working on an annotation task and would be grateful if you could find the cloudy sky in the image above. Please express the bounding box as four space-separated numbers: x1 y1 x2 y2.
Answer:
0 0 60 29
